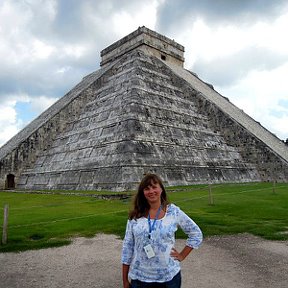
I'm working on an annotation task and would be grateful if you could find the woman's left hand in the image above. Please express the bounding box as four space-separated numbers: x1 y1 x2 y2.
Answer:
170 248 185 262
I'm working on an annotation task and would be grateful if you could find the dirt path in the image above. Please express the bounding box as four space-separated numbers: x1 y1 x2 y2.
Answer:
0 233 287 288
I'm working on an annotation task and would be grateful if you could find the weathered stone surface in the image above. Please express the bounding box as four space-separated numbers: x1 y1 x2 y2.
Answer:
100 26 184 67
0 26 287 191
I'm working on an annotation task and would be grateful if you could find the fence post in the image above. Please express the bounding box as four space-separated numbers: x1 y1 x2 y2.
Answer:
2 204 9 245
208 184 214 205
272 180 276 194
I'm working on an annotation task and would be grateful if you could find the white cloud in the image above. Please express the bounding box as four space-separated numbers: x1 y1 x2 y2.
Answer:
0 101 22 147
0 102 17 123
218 62 288 140
29 95 58 114
31 39 55 59
62 45 87 58
0 94 58 147
176 10 288 71
254 13 288 53
112 0 159 35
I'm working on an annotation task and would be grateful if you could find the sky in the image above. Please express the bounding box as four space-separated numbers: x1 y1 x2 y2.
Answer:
1 0 288 148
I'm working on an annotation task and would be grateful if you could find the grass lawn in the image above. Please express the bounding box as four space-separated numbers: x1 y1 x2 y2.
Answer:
0 182 287 252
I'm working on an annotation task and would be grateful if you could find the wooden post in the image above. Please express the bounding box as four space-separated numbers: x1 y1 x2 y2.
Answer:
208 184 214 205
2 204 9 245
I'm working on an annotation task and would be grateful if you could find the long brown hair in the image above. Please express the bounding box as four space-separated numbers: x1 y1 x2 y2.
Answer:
129 174 169 220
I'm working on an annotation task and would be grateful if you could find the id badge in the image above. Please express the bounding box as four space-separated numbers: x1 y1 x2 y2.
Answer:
144 244 155 259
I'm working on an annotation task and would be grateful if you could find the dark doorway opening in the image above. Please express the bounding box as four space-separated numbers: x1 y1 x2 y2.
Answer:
6 174 15 189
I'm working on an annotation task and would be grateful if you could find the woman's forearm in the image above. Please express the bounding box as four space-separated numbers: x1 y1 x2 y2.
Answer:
171 245 193 262
179 245 193 261
122 264 130 288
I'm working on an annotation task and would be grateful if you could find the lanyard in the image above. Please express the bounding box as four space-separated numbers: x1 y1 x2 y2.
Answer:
148 206 162 238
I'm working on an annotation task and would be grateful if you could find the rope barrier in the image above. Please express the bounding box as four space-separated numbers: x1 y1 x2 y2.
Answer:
8 198 103 211
1 184 286 230
7 209 128 229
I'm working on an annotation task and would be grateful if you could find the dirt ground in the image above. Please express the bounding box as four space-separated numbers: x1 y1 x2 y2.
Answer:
0 233 287 288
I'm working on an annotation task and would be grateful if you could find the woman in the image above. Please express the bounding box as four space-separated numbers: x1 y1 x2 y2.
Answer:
122 174 203 288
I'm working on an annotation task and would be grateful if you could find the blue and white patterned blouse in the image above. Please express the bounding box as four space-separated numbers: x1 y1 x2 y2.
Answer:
121 204 203 283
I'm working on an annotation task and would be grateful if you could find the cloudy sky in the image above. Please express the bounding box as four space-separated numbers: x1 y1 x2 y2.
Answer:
1 0 288 147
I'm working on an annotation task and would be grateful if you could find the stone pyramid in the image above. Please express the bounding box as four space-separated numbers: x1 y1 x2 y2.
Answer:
0 27 287 191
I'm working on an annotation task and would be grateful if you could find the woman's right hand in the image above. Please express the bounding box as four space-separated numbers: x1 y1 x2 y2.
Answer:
122 264 130 288
123 280 131 288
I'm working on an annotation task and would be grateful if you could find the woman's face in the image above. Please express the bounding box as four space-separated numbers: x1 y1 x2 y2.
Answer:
143 181 162 204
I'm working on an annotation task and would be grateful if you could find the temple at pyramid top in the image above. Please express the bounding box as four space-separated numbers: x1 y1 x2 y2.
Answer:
100 26 185 67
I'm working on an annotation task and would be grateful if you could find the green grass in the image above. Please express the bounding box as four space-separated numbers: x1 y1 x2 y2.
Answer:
0 182 287 252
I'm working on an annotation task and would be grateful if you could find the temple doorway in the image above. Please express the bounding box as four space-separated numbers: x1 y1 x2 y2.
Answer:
6 174 15 189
